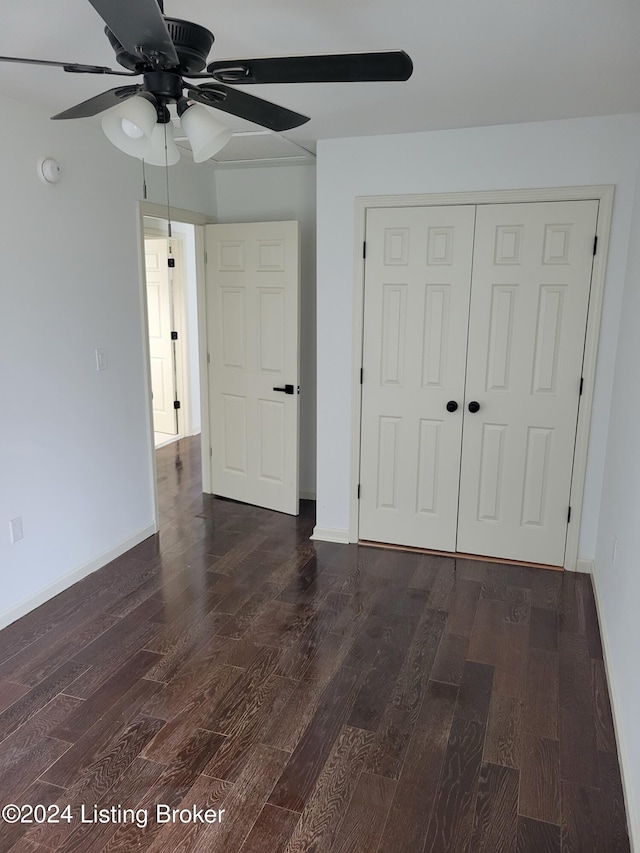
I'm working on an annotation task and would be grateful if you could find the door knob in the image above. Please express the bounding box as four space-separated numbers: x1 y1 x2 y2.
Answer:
468 401 480 413
446 401 458 412
273 384 295 395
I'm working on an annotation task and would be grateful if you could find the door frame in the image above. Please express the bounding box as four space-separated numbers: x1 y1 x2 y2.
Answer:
137 201 215 531
349 185 614 571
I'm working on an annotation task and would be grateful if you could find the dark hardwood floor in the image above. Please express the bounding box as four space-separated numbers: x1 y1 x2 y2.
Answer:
0 435 631 852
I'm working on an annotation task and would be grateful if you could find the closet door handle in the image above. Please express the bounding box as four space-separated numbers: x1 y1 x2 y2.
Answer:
446 401 459 412
468 401 480 413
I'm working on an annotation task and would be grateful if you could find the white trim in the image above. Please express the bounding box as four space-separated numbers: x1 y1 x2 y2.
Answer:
575 557 596 575
591 567 638 853
0 524 157 631
154 433 183 449
566 187 614 571
196 224 211 493
349 185 614 571
138 201 213 227
136 207 160 531
137 202 215 507
311 526 350 544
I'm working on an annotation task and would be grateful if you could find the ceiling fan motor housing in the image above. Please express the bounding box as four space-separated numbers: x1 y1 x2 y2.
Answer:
106 18 214 74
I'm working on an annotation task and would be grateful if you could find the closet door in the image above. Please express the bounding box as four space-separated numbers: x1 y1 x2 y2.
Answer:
456 200 599 565
359 205 475 550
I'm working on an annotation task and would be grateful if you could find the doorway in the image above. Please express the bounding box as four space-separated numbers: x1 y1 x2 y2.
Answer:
143 216 201 448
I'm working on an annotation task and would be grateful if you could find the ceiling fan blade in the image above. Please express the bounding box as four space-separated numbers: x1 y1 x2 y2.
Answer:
51 85 142 120
206 50 413 84
86 0 179 67
188 84 310 131
0 55 135 75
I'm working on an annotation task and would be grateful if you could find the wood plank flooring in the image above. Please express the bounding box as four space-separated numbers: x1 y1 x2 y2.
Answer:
0 435 631 852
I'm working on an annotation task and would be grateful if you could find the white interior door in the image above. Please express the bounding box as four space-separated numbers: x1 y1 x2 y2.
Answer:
457 200 599 565
145 238 177 435
359 206 476 549
205 221 300 515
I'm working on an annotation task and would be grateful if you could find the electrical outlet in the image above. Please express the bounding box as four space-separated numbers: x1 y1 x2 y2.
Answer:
612 537 618 565
95 348 108 372
9 517 23 543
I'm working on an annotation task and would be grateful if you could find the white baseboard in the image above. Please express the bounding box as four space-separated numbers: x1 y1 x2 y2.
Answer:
311 526 350 544
0 523 157 631
300 491 317 501
575 557 595 574
590 566 638 853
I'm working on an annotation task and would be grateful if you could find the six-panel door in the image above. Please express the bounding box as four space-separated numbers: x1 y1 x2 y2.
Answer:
359 206 476 550
206 221 300 516
456 200 599 564
359 200 599 566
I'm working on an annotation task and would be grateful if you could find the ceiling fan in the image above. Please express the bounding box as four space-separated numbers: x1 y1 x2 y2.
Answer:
0 0 413 163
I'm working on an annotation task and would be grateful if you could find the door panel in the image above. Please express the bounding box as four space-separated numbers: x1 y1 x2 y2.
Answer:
145 238 176 435
359 206 476 550
206 221 300 515
456 200 599 565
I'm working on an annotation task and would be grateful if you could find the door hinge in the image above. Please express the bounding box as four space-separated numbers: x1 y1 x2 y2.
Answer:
579 376 584 395
210 446 212 458
363 241 367 259
171 331 178 341
357 484 361 499
360 367 363 385
593 235 598 256
173 400 181 410
204 251 208 264
167 257 175 268
567 506 572 523
207 352 211 365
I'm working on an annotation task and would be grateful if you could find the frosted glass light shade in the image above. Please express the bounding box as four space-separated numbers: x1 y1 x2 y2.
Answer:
101 96 158 158
144 123 181 167
181 104 232 162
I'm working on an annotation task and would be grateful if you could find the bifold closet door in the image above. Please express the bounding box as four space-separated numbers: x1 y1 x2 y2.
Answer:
456 200 599 565
359 205 476 550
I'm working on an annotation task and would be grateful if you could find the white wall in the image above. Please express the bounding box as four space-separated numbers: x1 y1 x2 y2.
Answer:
0 93 215 626
214 163 317 497
315 115 640 556
593 161 640 849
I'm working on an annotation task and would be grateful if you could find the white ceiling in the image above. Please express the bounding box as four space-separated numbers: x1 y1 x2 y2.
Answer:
2 0 640 164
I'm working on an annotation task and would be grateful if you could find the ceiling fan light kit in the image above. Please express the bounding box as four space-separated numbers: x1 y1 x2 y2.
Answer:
1 0 413 165
179 102 233 162
101 94 157 154
146 122 180 166
101 94 180 165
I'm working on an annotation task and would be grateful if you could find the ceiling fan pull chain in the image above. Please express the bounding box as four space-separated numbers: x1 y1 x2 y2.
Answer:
164 123 172 237
141 157 148 199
